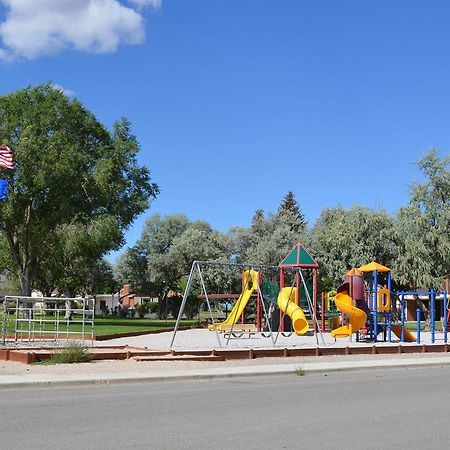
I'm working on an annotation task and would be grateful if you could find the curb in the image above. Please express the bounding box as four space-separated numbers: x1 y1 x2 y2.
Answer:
1 356 450 389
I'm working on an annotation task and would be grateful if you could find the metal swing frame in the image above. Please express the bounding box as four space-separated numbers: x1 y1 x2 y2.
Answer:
170 261 326 348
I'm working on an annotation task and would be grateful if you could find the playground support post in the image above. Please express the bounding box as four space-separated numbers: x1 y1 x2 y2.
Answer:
170 262 223 349
444 290 448 344
298 268 326 347
279 269 285 332
256 272 262 332
373 270 378 343
273 281 297 345
313 269 318 332
416 308 421 344
388 311 392 343
431 288 435 344
240 272 245 325
170 262 199 348
295 271 300 306
321 292 325 332
387 272 392 343
197 266 223 348
256 284 276 347
401 291 405 343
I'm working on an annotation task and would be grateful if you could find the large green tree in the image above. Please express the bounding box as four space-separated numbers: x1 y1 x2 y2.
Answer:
310 205 397 285
115 214 232 318
114 244 154 294
0 84 158 295
393 149 450 308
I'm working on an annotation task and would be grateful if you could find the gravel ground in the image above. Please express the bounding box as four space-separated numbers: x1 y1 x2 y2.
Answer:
101 328 445 350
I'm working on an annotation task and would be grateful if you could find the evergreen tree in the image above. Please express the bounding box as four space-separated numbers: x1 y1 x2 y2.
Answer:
251 209 265 237
277 191 307 233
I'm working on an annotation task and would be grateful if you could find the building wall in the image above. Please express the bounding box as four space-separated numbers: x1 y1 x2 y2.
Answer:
95 294 119 315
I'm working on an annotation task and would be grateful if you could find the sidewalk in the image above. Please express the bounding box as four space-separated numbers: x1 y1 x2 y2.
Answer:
1 354 450 389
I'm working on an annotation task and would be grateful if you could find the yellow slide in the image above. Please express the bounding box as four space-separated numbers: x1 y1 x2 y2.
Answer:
211 270 259 332
331 285 367 338
391 325 416 342
277 287 309 335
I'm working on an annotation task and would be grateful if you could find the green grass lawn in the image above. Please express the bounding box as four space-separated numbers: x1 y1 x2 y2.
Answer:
0 313 198 338
2 310 445 339
93 316 198 336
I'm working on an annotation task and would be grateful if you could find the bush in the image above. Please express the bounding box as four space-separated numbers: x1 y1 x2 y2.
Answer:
49 343 92 364
145 301 158 314
119 306 128 318
135 303 148 318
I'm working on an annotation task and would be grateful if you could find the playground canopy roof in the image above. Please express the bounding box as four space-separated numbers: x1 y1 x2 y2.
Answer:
279 242 319 268
345 268 363 277
358 261 391 273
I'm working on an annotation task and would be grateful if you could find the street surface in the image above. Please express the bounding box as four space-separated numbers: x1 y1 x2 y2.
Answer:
1 366 449 449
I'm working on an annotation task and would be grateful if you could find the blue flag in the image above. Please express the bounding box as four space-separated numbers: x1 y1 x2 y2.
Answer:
0 179 9 200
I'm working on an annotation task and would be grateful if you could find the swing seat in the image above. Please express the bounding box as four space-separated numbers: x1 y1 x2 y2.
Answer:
220 324 257 338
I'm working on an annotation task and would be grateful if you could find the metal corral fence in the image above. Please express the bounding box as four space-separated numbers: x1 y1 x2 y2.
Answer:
1 296 95 346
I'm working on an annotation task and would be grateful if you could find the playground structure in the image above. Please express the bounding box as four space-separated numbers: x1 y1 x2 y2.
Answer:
1 295 95 346
172 243 324 348
171 241 449 348
323 262 448 344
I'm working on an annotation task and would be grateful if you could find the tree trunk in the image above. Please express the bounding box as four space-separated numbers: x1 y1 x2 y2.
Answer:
158 290 168 320
415 294 431 330
19 269 33 319
19 273 32 296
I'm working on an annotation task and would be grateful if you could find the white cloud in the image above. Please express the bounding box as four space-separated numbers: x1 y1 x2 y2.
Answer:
52 83 76 97
0 0 162 60
128 0 161 8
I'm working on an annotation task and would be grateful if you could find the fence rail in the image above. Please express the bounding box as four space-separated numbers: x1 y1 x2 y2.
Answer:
1 296 95 346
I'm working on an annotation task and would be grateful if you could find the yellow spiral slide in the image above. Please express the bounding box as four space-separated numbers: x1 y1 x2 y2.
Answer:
277 287 309 335
331 284 367 338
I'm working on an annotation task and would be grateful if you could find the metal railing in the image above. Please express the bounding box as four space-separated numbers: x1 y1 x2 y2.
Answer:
1 296 95 346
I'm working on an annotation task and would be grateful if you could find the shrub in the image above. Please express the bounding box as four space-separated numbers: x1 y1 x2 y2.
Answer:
135 303 148 318
145 301 158 314
49 343 92 364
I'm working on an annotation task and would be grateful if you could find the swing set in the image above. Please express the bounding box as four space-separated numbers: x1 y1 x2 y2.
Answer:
171 243 325 348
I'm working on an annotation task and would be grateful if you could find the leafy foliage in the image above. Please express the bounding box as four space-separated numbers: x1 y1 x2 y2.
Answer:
393 149 450 290
48 343 92 364
0 84 158 295
114 214 232 317
311 206 397 285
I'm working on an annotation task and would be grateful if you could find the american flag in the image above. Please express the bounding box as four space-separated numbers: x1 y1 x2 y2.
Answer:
0 145 14 170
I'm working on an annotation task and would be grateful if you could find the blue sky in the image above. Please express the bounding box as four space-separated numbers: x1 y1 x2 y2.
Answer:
1 0 449 260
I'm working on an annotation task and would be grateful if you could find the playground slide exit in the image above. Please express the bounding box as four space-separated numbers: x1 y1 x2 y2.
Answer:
212 270 259 331
277 287 309 335
391 325 416 342
331 284 367 338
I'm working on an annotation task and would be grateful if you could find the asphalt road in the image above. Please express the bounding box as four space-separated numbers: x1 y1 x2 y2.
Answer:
1 366 450 449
